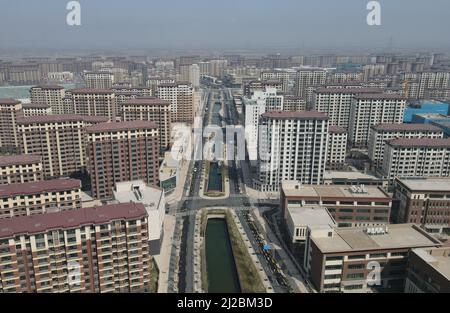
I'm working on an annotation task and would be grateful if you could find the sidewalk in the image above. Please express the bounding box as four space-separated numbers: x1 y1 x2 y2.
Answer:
155 214 176 293
252 207 310 293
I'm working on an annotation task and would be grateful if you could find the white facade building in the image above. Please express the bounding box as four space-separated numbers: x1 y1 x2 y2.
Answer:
369 123 444 170
313 88 381 130
349 94 406 148
382 138 450 188
327 126 347 170
256 110 329 191
244 88 283 161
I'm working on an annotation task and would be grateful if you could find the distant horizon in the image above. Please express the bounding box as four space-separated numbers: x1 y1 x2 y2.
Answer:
1 0 450 54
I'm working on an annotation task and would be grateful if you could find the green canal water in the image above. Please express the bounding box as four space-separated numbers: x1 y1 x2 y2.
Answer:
205 218 241 293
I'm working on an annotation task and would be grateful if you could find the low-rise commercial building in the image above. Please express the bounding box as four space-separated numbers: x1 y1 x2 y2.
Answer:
405 247 450 293
281 181 392 228
393 177 450 235
305 224 442 293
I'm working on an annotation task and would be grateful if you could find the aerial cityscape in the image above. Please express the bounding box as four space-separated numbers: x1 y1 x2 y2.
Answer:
0 0 449 303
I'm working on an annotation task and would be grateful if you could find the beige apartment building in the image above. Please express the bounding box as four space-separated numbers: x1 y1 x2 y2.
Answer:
0 98 22 151
0 203 151 293
71 88 117 120
120 97 172 152
0 178 81 219
30 85 65 114
17 114 108 178
0 154 43 185
157 82 194 124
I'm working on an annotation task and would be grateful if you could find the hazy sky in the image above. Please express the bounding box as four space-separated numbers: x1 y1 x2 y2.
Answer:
0 0 449 52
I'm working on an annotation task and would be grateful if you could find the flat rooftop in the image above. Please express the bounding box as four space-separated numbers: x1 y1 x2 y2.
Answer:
396 177 450 192
282 180 390 200
288 207 336 227
412 248 450 281
324 170 382 181
312 224 441 254
113 180 164 212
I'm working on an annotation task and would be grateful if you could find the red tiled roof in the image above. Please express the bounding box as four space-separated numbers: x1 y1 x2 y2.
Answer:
17 114 108 124
22 103 51 109
158 81 191 87
31 85 64 90
86 120 158 133
0 178 81 197
315 88 381 94
387 138 450 148
371 123 443 132
0 203 147 239
0 154 41 167
122 97 170 106
329 126 347 133
0 98 21 105
262 110 328 120
354 93 406 100
70 88 114 94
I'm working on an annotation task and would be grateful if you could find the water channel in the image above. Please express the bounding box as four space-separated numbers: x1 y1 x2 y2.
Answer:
205 218 241 293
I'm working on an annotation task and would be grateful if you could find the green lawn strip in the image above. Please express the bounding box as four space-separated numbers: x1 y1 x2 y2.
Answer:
225 211 266 293
148 257 159 293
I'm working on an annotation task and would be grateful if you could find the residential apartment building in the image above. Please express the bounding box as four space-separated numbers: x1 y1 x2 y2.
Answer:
393 177 450 235
281 181 392 228
419 72 450 99
327 126 347 170
71 89 117 120
349 94 406 148
283 96 306 111
86 121 160 199
21 103 52 117
256 111 329 191
305 224 441 293
294 69 327 100
84 72 114 89
0 178 81 219
0 98 22 151
243 88 284 161
382 138 450 188
120 97 172 152
369 123 444 170
243 80 283 98
157 82 193 124
17 114 108 178
0 203 151 293
30 85 65 114
405 247 450 293
0 154 43 185
313 88 381 130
